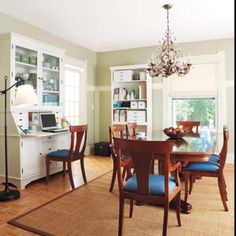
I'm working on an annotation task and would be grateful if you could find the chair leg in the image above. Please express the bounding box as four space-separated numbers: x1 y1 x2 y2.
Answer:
163 205 169 236
189 175 194 195
184 172 189 202
176 191 181 227
67 161 75 190
129 200 133 218
63 162 66 177
109 159 117 192
122 167 126 180
218 175 228 211
118 197 125 236
80 157 87 184
222 174 228 201
45 156 50 184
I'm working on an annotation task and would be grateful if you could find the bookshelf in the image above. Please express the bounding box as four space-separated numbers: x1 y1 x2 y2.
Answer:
110 64 152 135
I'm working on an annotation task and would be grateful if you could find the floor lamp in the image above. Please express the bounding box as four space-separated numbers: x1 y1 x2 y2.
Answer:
0 75 38 201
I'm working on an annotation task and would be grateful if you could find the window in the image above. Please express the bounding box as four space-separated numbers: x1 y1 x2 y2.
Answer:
172 97 216 130
64 57 87 125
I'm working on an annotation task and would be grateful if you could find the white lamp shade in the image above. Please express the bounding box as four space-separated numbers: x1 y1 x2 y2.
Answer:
14 84 38 108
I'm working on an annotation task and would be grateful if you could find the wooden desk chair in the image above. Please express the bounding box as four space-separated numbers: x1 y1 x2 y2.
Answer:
126 122 137 138
109 125 132 192
184 126 229 211
113 138 182 236
176 121 200 137
45 125 88 190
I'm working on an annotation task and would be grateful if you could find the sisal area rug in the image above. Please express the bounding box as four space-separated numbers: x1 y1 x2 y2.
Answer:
9 171 234 236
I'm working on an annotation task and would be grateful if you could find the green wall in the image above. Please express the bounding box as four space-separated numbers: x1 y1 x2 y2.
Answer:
0 12 96 145
96 39 234 153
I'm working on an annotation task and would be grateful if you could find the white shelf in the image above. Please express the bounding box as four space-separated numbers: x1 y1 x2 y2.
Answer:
15 61 37 69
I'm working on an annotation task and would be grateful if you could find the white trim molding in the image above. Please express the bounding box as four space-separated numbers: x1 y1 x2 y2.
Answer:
227 153 234 164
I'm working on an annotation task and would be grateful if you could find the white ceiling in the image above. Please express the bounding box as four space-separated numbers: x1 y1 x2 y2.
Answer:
0 0 234 52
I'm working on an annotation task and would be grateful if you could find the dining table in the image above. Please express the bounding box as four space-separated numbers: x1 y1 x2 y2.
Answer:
132 129 217 214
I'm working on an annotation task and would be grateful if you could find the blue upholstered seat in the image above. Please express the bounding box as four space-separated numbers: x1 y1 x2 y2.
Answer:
185 162 219 172
209 154 220 162
47 149 70 158
124 174 177 196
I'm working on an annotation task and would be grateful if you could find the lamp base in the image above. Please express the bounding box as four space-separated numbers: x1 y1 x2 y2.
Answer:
0 189 20 202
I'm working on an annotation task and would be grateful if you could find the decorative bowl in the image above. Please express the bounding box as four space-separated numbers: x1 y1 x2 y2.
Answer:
163 127 185 139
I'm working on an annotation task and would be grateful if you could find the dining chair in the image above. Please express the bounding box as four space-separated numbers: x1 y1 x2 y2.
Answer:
109 125 132 192
45 125 88 190
113 137 182 236
176 121 200 137
126 122 137 138
184 126 229 211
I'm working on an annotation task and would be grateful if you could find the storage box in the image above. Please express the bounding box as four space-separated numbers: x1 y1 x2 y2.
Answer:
138 101 146 108
131 101 138 108
94 142 111 156
21 54 29 64
29 56 37 65
15 52 22 62
113 70 134 82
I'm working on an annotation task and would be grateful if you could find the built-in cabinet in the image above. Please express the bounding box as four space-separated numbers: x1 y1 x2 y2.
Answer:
0 32 64 111
0 32 69 189
110 65 152 134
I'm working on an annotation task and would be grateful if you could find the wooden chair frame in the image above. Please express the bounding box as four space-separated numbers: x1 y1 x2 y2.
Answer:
45 125 88 189
109 125 132 192
184 127 229 211
113 138 182 236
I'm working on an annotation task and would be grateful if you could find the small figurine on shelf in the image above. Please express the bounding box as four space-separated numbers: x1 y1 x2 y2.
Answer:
61 117 69 128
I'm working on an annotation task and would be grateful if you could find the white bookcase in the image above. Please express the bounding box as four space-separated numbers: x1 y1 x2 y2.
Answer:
110 64 152 135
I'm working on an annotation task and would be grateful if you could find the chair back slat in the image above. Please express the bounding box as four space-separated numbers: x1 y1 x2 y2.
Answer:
109 125 126 144
113 138 173 196
126 122 137 138
219 126 229 171
69 125 88 159
176 121 200 136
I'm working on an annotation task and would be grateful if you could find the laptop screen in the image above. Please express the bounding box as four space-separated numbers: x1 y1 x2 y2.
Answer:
40 113 57 130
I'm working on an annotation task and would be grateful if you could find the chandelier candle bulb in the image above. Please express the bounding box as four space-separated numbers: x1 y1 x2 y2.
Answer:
145 4 191 78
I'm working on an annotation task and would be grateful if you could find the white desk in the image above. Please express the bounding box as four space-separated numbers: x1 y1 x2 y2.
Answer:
0 130 70 190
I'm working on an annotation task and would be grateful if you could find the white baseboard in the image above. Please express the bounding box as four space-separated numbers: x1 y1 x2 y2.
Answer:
85 144 94 156
227 153 234 164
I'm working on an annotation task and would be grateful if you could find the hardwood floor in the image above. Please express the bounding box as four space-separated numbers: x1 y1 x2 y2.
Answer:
0 156 113 235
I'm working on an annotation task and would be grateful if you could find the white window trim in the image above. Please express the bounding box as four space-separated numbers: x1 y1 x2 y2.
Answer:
162 51 226 152
63 56 87 125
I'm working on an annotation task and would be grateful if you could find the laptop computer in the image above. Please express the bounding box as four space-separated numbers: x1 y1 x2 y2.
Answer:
40 113 69 133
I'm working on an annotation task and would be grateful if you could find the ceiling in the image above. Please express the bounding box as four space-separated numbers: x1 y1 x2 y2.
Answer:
0 0 234 52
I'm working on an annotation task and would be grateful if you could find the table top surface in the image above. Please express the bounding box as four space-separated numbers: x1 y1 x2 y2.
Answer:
135 129 217 154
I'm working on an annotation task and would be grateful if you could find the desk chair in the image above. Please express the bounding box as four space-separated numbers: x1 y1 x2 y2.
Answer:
176 121 200 137
109 125 132 192
113 138 182 236
45 125 88 190
184 126 229 211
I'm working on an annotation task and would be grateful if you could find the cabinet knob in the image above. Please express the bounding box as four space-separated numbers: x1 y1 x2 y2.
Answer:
48 137 51 139
49 148 51 150
39 153 42 155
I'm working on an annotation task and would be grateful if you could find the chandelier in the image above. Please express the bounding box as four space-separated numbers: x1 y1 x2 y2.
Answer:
146 4 191 78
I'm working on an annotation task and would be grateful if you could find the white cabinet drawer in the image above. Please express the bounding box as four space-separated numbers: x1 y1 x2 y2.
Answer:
13 112 29 130
127 110 146 117
113 70 134 82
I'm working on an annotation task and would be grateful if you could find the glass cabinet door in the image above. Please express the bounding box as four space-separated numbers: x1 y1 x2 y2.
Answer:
41 53 60 107
15 46 38 95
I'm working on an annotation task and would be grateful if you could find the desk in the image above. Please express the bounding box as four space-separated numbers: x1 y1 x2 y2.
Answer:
0 131 70 190
132 130 216 213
